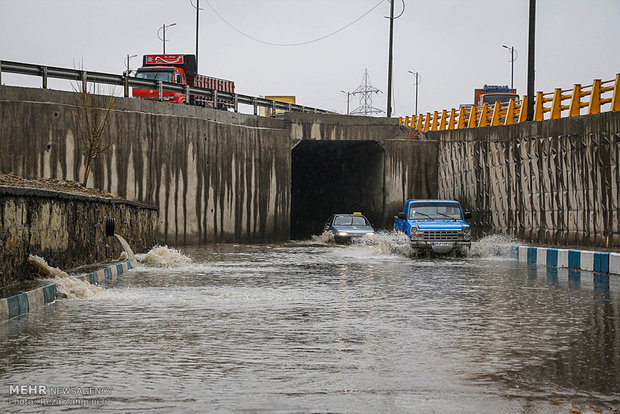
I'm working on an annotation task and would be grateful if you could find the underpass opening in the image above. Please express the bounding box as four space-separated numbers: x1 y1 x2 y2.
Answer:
291 140 385 240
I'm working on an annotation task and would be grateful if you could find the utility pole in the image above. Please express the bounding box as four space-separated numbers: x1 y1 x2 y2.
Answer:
193 0 202 71
386 0 395 117
526 0 536 121
408 70 421 115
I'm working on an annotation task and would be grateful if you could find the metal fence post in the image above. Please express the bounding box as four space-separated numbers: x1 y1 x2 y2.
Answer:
253 98 257 116
41 66 48 89
81 71 87 92
234 94 239 112
185 85 190 104
123 74 129 97
0 61 2 85
213 90 218 109
158 81 163 101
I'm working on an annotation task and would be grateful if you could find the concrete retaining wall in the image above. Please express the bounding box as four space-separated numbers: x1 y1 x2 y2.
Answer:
0 186 155 288
383 140 439 227
0 85 290 244
287 112 439 229
430 111 620 248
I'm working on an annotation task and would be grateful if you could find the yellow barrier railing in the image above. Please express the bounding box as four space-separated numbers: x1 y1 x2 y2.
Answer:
399 74 620 131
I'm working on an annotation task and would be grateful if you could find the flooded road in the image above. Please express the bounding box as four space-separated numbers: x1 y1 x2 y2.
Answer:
1 235 619 413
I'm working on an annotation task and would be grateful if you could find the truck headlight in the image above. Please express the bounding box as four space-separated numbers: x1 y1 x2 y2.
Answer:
365 232 375 237
337 231 348 236
463 227 472 241
410 227 423 240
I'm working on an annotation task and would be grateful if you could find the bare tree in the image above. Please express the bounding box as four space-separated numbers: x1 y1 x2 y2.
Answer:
73 84 118 187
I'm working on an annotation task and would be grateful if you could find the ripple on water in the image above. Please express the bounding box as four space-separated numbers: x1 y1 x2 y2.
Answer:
3 236 618 413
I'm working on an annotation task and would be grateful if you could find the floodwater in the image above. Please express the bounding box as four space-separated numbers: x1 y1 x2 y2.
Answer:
1 234 619 413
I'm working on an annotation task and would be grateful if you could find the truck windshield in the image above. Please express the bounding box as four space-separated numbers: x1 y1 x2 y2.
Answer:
409 203 462 220
136 70 174 83
481 94 519 105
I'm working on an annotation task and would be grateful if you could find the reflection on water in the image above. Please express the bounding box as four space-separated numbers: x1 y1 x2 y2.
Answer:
0 238 619 413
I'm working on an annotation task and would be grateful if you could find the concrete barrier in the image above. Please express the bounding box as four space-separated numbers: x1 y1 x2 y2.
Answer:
1 260 132 321
0 284 58 321
512 245 618 275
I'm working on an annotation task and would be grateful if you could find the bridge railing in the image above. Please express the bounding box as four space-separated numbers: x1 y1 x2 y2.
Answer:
0 60 329 116
400 74 620 131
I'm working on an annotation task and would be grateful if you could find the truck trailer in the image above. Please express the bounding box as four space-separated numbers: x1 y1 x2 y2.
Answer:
132 54 234 109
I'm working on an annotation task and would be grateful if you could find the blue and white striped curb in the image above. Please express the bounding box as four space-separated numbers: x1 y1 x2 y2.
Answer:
0 284 58 321
76 260 133 285
511 245 620 275
1 260 133 321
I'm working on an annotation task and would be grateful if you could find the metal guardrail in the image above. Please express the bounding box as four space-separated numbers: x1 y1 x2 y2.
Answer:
399 74 620 131
0 60 329 115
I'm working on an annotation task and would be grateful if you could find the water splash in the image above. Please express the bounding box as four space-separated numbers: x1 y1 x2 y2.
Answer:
310 231 335 244
115 234 137 267
28 255 101 299
353 232 518 260
141 245 192 268
352 231 416 258
469 234 519 258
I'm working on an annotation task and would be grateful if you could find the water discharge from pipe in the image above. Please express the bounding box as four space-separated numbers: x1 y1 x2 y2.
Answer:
28 255 101 299
114 234 138 267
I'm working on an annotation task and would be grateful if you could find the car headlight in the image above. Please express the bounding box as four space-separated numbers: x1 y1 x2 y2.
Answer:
337 231 348 236
365 232 375 237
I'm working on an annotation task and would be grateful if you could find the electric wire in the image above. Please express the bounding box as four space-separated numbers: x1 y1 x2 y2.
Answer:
203 0 386 46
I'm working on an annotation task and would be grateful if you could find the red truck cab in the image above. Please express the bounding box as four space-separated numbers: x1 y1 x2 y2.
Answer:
133 54 235 108
133 55 191 104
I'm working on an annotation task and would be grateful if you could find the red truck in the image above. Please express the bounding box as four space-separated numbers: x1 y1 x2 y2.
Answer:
132 54 235 109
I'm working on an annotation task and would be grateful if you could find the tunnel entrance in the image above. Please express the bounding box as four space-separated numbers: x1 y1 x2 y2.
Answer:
291 140 385 240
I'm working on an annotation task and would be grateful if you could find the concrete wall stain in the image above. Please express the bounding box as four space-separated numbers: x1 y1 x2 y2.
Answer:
429 111 620 247
0 86 290 243
3 86 616 248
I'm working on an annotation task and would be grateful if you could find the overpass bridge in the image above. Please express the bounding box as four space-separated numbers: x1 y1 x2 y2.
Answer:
0 62 619 249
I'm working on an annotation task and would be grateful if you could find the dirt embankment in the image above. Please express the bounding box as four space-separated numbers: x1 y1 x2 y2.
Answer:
0 173 119 198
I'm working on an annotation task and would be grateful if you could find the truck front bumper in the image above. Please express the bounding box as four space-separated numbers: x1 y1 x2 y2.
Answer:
410 240 471 254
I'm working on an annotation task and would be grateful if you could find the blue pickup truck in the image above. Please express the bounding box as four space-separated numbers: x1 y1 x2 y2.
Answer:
394 199 472 255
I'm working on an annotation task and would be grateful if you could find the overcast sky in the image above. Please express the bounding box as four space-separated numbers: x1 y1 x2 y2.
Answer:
1 0 619 117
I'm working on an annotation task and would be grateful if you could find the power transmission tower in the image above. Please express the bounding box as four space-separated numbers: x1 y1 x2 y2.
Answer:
350 69 384 116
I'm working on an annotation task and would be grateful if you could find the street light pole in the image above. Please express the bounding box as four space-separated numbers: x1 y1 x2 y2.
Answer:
502 45 516 89
407 70 421 115
125 54 137 76
341 90 351 114
157 23 177 54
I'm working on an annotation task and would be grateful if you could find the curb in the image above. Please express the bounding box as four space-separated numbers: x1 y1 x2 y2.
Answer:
0 260 133 322
76 260 133 285
511 245 620 275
